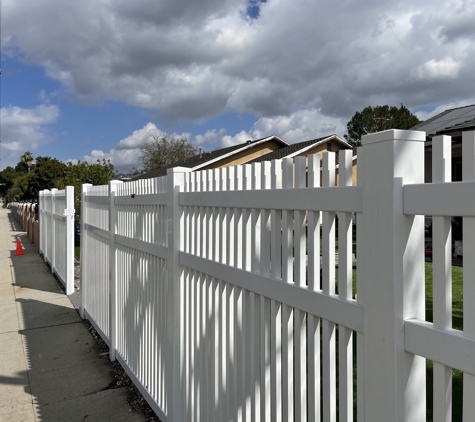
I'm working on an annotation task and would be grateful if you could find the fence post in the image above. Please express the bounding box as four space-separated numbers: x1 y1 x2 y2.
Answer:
80 184 92 319
167 167 191 422
43 190 51 262
51 188 58 274
65 186 75 295
39 191 43 255
462 130 475 419
360 129 426 421
109 180 123 361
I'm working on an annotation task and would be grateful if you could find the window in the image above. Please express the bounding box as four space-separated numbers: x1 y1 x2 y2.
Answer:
327 143 332 152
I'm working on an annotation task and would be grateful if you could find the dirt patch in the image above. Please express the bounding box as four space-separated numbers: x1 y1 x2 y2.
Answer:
86 322 161 422
74 257 81 291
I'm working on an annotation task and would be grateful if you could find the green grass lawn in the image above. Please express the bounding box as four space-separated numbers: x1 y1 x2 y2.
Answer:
74 246 80 260
425 262 463 421
335 261 463 420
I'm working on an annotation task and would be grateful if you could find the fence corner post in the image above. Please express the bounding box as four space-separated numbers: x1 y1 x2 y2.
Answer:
80 183 93 320
109 180 123 362
65 186 75 295
166 167 191 422
360 129 426 421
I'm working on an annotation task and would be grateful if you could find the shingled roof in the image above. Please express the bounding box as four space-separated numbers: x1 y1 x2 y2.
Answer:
438 118 475 134
131 135 287 180
411 104 475 138
247 135 351 164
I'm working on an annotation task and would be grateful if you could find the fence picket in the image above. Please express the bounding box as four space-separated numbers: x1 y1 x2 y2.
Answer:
270 159 282 422
307 154 321 422
281 157 294 422
294 156 307 422
431 135 453 422
338 149 354 422
322 152 336 422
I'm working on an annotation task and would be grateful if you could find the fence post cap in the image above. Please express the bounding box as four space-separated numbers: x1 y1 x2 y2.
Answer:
362 129 426 146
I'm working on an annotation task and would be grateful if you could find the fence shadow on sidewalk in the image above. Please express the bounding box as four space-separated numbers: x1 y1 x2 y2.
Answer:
5 213 144 422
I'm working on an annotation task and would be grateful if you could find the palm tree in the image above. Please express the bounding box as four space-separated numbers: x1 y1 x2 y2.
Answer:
20 151 34 174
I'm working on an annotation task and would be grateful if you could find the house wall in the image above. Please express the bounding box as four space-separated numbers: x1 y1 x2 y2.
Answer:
291 139 357 186
335 158 358 186
199 139 284 170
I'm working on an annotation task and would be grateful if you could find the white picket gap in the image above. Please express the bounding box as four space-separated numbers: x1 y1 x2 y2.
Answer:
39 129 475 421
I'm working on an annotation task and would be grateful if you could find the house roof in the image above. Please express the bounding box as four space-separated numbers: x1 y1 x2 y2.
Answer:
411 104 475 138
131 135 288 180
247 135 351 164
438 118 475 134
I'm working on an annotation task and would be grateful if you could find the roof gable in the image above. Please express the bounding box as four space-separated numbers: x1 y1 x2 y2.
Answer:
131 135 288 180
247 135 351 164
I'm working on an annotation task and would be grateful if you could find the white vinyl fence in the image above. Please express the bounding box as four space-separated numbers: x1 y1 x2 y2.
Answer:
47 129 475 421
39 186 75 295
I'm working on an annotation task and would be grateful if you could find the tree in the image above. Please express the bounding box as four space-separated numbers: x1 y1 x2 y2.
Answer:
65 159 117 213
28 158 67 196
20 151 34 174
4 175 31 203
344 104 421 148
0 166 20 198
139 135 199 172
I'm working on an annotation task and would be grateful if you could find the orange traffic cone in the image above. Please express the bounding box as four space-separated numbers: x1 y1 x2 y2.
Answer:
15 239 24 256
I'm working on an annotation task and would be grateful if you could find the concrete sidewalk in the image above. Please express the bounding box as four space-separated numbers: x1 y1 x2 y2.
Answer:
0 209 146 422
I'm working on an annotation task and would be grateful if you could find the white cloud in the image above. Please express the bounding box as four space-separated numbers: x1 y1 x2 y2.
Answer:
218 108 347 147
0 104 60 167
3 0 475 122
37 89 60 104
251 108 347 143
83 123 190 173
221 130 255 148
194 128 228 148
415 57 463 79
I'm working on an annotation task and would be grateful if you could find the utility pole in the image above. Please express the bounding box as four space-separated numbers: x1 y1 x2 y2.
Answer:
375 116 391 132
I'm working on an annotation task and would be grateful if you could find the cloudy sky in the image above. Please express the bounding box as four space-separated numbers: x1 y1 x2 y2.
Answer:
1 0 475 172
